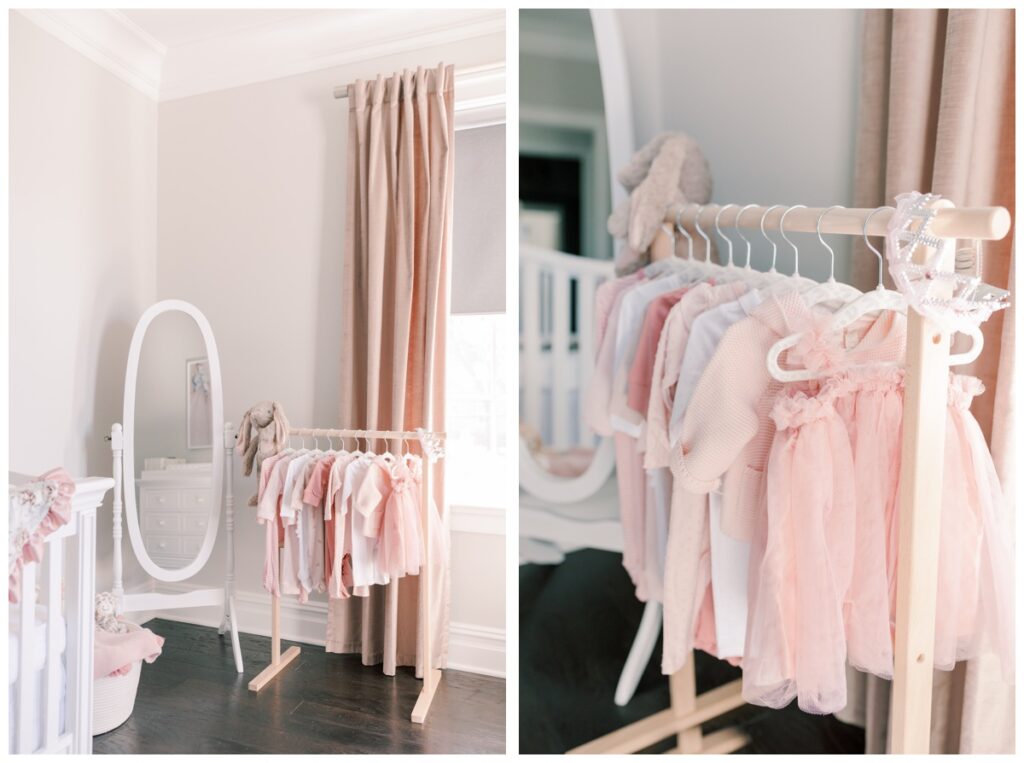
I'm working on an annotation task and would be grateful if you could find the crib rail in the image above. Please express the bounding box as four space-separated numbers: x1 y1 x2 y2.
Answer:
11 476 112 755
519 243 614 449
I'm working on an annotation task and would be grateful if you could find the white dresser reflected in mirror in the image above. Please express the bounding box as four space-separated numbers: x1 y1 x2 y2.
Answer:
138 460 213 569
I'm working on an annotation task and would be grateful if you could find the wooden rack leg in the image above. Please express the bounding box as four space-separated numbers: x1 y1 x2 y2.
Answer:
889 211 954 753
249 547 301 692
411 454 439 724
669 659 704 753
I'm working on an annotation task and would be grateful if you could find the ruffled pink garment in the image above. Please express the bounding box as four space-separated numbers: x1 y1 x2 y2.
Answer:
380 456 425 579
9 468 75 604
745 369 1014 715
744 384 856 715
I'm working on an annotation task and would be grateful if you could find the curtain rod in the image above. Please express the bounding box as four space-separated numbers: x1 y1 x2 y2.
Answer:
665 204 1010 241
333 61 502 99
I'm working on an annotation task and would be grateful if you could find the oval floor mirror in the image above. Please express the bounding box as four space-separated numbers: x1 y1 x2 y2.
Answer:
110 299 242 673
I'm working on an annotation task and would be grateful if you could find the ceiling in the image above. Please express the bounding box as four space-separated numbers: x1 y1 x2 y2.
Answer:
119 9 330 49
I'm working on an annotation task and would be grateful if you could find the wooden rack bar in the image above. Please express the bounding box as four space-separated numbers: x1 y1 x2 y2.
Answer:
665 203 1010 241
247 426 446 725
571 200 1010 755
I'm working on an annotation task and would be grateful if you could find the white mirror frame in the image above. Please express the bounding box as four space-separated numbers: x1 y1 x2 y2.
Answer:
590 8 636 268
122 299 224 583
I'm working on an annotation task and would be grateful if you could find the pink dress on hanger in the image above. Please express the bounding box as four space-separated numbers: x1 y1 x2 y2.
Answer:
744 364 1014 715
379 455 425 579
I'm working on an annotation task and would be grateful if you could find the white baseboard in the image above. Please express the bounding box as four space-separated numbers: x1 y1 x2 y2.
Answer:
139 580 505 678
447 622 505 678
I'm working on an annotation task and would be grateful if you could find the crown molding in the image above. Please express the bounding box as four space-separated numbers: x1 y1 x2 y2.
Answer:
17 9 164 99
454 64 506 130
158 9 504 103
16 8 505 112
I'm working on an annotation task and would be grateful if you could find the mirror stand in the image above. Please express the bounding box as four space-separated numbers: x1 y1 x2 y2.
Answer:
109 421 243 673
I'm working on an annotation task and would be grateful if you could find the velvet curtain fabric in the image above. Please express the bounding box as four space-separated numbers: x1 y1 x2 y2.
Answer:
844 9 1015 753
326 63 454 677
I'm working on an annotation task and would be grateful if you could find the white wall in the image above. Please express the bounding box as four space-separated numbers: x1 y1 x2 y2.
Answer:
9 11 158 592
616 9 863 282
153 32 506 673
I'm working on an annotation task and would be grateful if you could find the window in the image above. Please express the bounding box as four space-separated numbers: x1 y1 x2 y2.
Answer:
446 313 510 511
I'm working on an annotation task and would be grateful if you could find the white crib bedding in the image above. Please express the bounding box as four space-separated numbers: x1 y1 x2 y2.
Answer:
9 604 67 683
9 604 67 752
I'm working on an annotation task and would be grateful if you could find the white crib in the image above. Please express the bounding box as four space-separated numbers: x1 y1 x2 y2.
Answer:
9 475 114 754
518 244 662 706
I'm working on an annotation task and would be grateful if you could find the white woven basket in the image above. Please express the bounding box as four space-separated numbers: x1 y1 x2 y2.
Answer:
92 625 144 736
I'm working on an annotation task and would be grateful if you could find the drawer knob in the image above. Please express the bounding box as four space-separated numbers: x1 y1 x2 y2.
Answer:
158 542 167 549
195 496 205 503
158 519 166 527
158 497 166 504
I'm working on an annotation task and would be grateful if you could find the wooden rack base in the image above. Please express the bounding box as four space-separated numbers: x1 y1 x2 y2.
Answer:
248 586 301 692
569 660 749 754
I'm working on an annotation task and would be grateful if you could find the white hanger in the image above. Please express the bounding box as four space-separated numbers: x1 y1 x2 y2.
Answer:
759 205 807 296
710 204 745 283
693 204 717 270
767 206 984 381
734 203 774 288
778 205 818 294
665 205 709 282
801 206 863 308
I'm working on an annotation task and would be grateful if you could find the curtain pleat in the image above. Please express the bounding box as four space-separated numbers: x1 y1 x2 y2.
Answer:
847 9 1015 753
329 63 454 676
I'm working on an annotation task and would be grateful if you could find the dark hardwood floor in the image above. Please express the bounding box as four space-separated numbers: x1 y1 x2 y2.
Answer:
520 549 866 754
94 619 505 754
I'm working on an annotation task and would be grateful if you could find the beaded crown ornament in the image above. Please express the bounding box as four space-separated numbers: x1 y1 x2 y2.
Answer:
885 191 1010 333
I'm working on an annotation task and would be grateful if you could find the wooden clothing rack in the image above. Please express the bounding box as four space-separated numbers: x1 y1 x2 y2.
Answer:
246 426 446 725
570 200 1011 755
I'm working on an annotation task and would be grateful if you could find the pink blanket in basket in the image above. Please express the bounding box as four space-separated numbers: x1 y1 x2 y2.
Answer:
94 626 165 679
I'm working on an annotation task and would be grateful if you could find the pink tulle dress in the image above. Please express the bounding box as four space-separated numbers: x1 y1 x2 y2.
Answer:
380 455 425 578
744 367 1014 715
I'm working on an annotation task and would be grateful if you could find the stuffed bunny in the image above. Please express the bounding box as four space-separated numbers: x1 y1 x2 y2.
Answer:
607 131 713 273
95 591 129 634
236 401 290 506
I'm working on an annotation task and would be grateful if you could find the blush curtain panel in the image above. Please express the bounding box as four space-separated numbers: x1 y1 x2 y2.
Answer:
844 9 1015 754
328 63 454 677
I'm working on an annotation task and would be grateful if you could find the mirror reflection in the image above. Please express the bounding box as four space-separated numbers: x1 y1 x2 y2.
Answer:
519 9 612 481
134 311 215 569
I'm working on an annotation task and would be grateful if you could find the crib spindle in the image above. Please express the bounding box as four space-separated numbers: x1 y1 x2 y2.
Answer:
551 269 571 448
43 536 63 749
577 273 597 446
66 500 98 754
111 423 124 605
17 561 37 753
522 260 543 429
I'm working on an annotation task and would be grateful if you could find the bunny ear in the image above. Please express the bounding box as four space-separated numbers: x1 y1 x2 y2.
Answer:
272 403 290 446
627 136 689 254
235 410 252 455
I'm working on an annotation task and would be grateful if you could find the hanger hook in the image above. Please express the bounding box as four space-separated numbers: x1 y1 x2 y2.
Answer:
714 204 737 267
760 204 783 272
863 205 894 290
735 204 758 269
674 205 694 260
779 204 807 276
693 205 712 263
816 205 844 282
